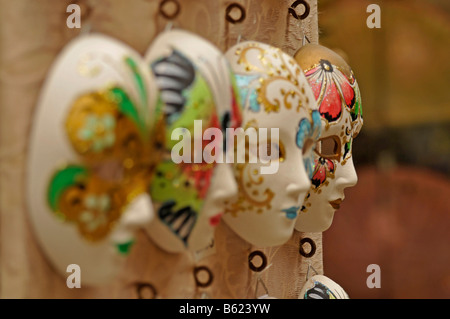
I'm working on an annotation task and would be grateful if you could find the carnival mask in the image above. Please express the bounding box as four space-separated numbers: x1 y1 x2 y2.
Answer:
299 275 349 299
27 34 160 284
223 41 321 247
294 44 363 232
144 30 242 253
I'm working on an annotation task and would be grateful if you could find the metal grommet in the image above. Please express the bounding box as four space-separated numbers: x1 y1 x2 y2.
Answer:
299 237 316 258
289 0 310 20
159 0 180 20
225 3 246 24
194 266 213 288
248 250 267 272
135 282 157 299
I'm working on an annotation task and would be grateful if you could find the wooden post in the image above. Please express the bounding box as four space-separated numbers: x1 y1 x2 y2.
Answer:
0 0 321 298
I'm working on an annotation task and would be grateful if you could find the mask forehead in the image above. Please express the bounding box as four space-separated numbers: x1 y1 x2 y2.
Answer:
294 44 363 129
295 44 363 163
228 42 316 114
227 41 320 164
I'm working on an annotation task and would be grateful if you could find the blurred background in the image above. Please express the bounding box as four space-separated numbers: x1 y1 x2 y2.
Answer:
319 0 450 298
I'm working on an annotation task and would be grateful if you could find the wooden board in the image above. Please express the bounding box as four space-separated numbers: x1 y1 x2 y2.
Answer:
0 0 321 298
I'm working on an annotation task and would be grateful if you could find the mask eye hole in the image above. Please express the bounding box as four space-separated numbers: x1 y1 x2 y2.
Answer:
315 135 341 160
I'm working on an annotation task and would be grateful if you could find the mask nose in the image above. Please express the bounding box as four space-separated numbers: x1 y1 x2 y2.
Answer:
286 154 312 204
335 157 358 192
286 182 307 204
121 193 154 228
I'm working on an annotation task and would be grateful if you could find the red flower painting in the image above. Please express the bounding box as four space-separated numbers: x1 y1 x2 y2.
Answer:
311 157 336 188
305 59 356 123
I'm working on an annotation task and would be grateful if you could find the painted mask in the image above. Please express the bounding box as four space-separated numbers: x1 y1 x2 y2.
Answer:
27 34 160 285
299 275 349 299
222 41 321 247
144 30 242 253
294 44 363 232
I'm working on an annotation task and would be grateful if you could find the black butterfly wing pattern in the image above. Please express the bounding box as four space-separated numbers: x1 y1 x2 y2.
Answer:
151 50 195 121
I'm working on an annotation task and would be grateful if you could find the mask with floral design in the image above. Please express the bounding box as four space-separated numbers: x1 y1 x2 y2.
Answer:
144 30 242 253
222 41 321 247
293 44 363 232
27 34 161 285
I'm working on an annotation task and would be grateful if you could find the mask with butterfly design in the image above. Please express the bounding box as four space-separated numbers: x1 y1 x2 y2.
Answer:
144 29 242 253
294 44 363 233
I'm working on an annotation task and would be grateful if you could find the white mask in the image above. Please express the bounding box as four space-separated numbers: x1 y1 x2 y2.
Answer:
144 30 241 253
27 34 159 285
299 275 349 299
294 44 363 233
223 41 321 247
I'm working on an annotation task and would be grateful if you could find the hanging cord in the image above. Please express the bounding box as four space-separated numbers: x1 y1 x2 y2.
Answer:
77 0 98 35
159 0 180 31
225 3 247 48
248 250 274 298
305 261 319 281
150 0 180 32
302 35 311 46
286 1 311 49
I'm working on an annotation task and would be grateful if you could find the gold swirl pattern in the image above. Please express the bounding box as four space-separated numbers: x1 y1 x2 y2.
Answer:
224 120 275 217
235 44 311 114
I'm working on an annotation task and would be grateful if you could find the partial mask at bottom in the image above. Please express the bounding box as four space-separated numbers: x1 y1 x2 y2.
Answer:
299 275 349 299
